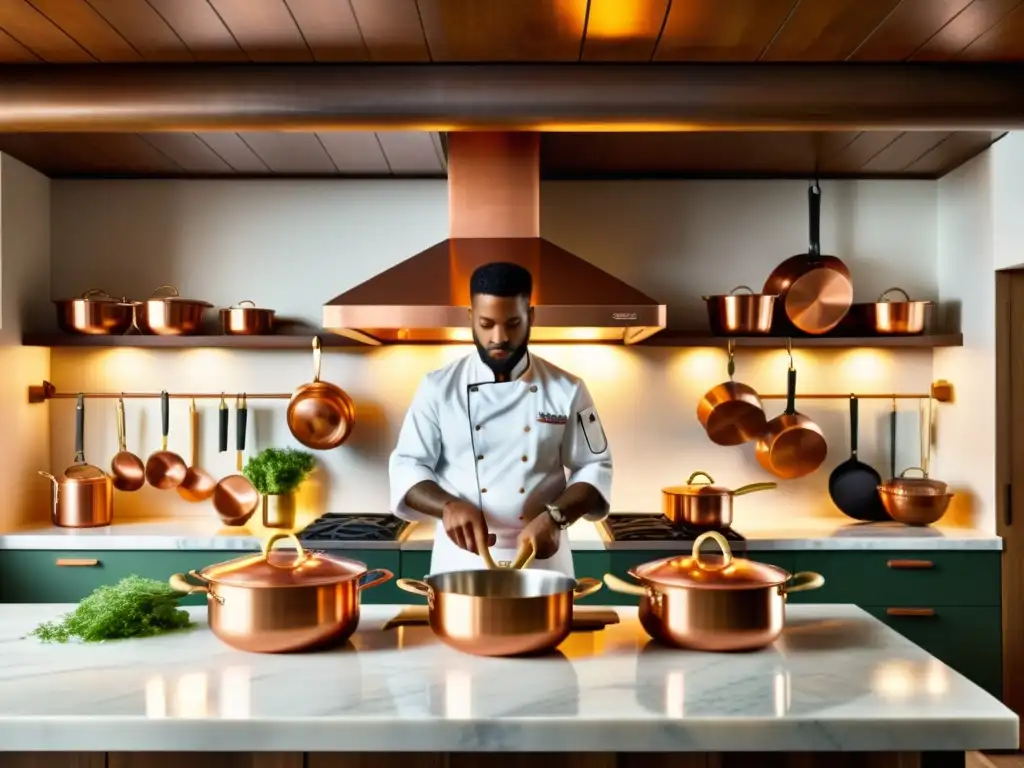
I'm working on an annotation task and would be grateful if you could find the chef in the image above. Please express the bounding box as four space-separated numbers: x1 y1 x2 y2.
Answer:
388 261 612 576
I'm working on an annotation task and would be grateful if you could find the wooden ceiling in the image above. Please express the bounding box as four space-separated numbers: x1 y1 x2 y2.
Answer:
0 0 1022 64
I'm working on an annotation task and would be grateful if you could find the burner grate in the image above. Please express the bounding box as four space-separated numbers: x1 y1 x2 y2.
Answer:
603 514 746 544
297 513 410 543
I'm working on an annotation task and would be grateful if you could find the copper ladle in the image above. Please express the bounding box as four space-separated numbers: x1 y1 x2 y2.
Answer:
178 399 216 503
110 394 145 491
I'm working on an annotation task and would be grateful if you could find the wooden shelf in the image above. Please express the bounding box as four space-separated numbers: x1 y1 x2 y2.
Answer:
22 331 963 350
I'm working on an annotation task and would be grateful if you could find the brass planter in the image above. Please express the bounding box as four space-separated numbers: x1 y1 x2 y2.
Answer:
169 532 393 653
262 492 297 529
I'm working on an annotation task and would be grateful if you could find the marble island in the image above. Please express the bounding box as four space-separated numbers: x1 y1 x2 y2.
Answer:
0 603 1016 765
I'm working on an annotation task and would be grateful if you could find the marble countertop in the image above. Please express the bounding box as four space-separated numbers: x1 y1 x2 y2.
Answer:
0 602 1016 753
0 514 1003 551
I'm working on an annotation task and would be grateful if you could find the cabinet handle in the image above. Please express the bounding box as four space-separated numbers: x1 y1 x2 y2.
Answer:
886 608 936 617
886 559 934 569
55 558 100 567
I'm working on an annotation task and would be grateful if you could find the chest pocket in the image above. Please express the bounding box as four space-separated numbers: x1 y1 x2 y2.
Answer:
578 406 608 455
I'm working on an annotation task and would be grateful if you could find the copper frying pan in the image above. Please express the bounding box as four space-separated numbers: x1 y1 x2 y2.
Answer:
696 340 767 446
177 399 216 503
110 394 145 491
212 397 258 526
286 337 355 451
144 391 187 490
755 347 827 480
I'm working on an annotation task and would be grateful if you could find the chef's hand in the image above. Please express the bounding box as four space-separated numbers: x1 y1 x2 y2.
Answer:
442 500 496 554
518 511 561 560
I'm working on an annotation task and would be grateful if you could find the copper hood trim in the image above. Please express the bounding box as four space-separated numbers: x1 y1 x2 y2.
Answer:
322 132 667 345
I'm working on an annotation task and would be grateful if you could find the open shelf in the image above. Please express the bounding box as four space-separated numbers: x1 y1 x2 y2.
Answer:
21 331 964 350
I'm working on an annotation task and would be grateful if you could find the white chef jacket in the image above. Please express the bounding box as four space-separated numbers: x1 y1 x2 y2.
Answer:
389 351 612 577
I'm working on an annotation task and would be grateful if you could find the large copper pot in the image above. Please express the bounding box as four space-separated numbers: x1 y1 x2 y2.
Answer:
53 289 137 335
702 285 776 336
137 285 212 335
662 471 777 528
395 540 603 657
169 532 393 653
603 531 823 652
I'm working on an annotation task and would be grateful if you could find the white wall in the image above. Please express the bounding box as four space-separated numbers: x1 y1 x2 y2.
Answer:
0 154 51 531
42 178 948 528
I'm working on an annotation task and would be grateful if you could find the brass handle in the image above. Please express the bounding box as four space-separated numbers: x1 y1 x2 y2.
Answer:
692 530 733 570
396 578 430 596
260 531 309 569
56 558 99 567
603 573 647 597
686 470 715 485
571 577 603 601
886 608 936 617
357 568 394 591
887 559 935 569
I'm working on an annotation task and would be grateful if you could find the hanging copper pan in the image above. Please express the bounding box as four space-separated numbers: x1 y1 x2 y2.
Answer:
696 340 767 446
286 337 355 451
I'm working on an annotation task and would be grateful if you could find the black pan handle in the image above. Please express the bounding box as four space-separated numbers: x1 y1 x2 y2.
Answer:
808 182 821 259
219 395 228 453
890 403 897 478
849 395 858 457
237 396 247 452
785 368 797 416
74 393 85 463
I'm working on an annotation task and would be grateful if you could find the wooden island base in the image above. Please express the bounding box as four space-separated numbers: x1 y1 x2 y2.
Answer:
0 751 975 768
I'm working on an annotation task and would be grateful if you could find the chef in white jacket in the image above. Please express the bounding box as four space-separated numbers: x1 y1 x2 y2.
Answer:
389 261 612 577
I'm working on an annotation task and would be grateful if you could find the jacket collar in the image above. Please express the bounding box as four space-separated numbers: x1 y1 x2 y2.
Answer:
469 349 532 383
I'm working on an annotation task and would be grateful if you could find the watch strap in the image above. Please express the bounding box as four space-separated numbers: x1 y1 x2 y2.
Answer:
546 503 571 529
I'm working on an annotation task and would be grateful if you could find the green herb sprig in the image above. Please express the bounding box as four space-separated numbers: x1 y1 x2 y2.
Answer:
30 575 194 643
243 447 317 495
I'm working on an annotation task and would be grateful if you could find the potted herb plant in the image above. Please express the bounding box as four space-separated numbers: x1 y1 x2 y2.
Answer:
242 447 317 529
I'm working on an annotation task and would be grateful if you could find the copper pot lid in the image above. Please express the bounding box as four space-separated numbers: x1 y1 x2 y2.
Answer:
631 531 789 589
199 532 369 588
881 467 949 496
663 471 732 497
145 284 213 307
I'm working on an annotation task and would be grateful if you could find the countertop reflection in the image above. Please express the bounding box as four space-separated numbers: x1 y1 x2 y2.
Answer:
0 603 1016 753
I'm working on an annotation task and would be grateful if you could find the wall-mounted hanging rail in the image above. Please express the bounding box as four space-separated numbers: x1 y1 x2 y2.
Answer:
28 382 290 405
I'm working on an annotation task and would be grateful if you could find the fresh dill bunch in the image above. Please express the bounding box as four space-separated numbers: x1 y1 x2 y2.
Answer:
30 574 194 643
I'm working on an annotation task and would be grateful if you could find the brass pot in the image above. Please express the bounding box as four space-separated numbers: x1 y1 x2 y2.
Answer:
395 540 603 657
220 300 276 336
137 285 212 336
39 470 113 528
702 285 777 336
169 532 393 653
877 467 953 526
868 287 933 335
603 531 824 652
53 290 137 335
662 471 777 528
262 492 296 529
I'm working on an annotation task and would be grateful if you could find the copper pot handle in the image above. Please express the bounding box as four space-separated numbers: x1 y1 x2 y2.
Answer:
692 530 734 571
572 577 603 601
878 287 911 302
685 470 714 485
311 336 323 384
260 532 310 569
149 285 180 299
169 570 224 604
899 466 928 478
396 578 430 596
786 571 825 593
602 573 646 597
731 481 778 496
730 286 755 295
82 289 114 300
358 568 394 591
231 300 258 309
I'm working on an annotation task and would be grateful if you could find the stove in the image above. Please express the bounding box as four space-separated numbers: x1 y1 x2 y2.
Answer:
601 513 745 547
297 513 411 543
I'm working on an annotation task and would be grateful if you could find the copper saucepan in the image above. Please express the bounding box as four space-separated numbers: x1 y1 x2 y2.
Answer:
169 532 393 653
220 300 276 336
867 287 933 335
604 531 824 652
110 394 145 492
755 349 827 480
53 289 137 335
662 471 777 528
696 341 767 446
396 531 602 657
136 285 212 336
286 337 356 451
702 285 776 336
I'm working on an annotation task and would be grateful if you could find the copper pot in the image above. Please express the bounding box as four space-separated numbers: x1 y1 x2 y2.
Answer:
168 532 393 653
603 531 824 652
53 290 137 335
696 342 767 447
136 285 212 336
286 336 356 451
220 300 276 336
878 467 953 526
703 285 776 336
662 471 777 528
867 287 933 335
39 470 113 528
395 540 603 657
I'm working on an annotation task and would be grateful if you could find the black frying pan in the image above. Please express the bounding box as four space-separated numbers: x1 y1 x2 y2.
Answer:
829 395 888 522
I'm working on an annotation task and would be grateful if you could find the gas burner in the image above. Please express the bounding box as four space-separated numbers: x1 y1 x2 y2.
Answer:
297 513 411 543
602 514 746 544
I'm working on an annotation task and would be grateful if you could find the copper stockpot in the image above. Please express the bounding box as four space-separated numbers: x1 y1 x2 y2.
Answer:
53 290 137 335
603 531 824 652
696 342 767 447
287 336 356 451
703 285 776 336
220 300 276 335
169 532 393 653
396 538 603 657
867 287 933 335
662 471 777 528
878 467 953 526
136 285 212 335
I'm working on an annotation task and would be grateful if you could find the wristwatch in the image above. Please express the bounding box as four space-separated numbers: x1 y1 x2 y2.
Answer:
545 503 571 529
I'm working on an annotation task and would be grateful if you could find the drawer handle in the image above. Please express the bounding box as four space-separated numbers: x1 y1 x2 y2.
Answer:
56 558 100 567
886 608 936 617
887 559 934 569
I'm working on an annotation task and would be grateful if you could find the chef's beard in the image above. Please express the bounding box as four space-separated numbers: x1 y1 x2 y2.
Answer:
474 327 530 380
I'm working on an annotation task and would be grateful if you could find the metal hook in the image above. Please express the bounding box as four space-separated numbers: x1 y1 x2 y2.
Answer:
786 337 794 370
726 339 736 381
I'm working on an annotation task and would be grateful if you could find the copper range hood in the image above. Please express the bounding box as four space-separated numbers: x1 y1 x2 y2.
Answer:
321 132 666 346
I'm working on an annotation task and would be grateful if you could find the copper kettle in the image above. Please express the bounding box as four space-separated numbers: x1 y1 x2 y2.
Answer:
39 470 113 528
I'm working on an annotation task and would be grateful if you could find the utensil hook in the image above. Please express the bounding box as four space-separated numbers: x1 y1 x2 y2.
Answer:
786 337 794 370
726 339 736 381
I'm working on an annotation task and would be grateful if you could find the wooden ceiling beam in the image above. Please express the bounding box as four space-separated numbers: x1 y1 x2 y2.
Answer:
2 63 1024 132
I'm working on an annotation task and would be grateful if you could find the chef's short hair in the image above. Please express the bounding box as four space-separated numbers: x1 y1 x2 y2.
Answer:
470 262 533 300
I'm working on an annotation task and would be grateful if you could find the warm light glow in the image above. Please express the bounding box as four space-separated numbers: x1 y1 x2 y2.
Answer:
773 670 791 717
174 673 209 718
924 660 950 696
870 661 916 700
219 666 252 719
665 671 685 718
444 669 473 719
145 676 167 718
669 348 724 385
836 349 892 388
97 348 157 380
584 1 654 39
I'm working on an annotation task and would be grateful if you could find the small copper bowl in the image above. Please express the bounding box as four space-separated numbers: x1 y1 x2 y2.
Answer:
53 290 136 335
878 468 953 526
136 285 212 336
703 286 777 336
220 300 276 336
